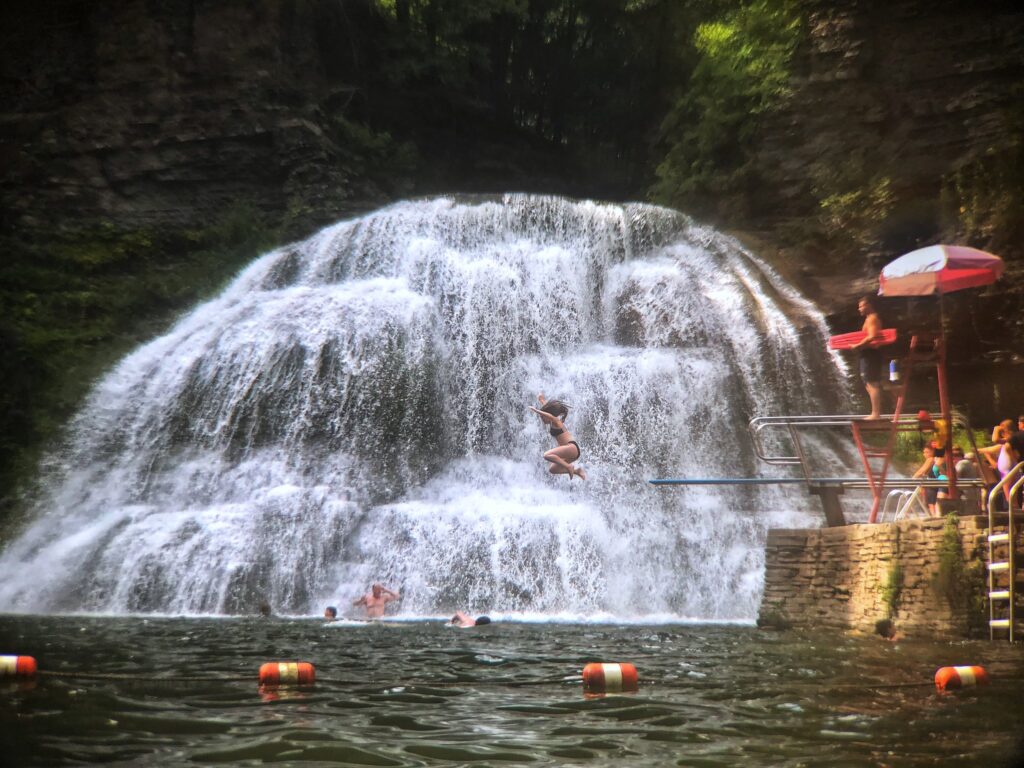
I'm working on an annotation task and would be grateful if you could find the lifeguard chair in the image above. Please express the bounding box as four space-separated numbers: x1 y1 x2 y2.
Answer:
845 245 1005 523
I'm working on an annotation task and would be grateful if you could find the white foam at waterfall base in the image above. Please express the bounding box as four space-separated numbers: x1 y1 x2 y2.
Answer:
0 195 852 619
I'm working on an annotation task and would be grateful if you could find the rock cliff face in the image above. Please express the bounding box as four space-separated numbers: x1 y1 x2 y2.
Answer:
755 0 1024 234
746 0 1024 381
0 0 574 236
2 0 1022 368
4 1 1022 240
1 0 399 233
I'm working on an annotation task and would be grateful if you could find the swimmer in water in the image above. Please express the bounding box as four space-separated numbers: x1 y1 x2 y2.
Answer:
353 583 400 618
449 611 492 628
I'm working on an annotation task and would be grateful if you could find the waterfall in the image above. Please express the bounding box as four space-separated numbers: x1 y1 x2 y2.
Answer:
0 195 851 619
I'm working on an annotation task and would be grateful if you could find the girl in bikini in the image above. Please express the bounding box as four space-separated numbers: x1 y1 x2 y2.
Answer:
529 393 586 481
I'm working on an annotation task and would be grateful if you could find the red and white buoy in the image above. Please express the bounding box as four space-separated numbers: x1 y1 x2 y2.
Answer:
0 655 37 677
258 662 315 686
934 665 989 692
582 662 638 694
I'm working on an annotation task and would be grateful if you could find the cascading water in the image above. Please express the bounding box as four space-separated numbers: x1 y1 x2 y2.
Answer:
0 195 852 619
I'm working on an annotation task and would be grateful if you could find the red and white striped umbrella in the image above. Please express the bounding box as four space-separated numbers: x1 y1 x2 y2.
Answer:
878 244 1004 296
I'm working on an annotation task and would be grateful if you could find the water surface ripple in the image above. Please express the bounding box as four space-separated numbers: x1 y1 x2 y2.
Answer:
2 616 1023 766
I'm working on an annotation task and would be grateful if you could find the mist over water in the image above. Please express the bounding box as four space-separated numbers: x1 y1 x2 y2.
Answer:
0 195 850 619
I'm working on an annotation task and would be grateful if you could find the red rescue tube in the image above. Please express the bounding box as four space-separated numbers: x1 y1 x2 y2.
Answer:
0 655 37 677
827 329 897 350
258 662 315 686
582 662 638 693
934 665 989 692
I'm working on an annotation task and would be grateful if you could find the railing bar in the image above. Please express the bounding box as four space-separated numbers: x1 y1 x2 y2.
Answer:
648 478 987 487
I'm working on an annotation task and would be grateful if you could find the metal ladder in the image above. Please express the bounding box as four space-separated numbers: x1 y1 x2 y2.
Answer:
987 461 1024 642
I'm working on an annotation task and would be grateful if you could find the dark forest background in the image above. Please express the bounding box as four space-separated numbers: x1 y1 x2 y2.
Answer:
1 0 1023 517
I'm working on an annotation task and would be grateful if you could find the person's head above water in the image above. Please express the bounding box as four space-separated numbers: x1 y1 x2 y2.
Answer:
324 606 337 619
875 618 895 638
539 400 570 420
474 616 491 626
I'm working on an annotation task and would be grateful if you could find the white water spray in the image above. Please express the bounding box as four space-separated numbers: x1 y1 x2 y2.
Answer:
0 195 850 619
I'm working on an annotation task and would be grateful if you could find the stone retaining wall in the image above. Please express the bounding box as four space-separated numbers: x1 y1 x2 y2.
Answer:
758 516 989 637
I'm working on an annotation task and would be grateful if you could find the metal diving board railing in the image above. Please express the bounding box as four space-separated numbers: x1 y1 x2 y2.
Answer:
748 409 983 523
649 477 980 489
748 409 976 479
649 409 985 527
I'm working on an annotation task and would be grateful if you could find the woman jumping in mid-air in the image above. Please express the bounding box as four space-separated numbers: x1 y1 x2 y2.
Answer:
529 393 586 481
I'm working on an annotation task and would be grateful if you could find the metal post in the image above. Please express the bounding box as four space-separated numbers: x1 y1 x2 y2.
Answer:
810 483 847 527
933 310 959 501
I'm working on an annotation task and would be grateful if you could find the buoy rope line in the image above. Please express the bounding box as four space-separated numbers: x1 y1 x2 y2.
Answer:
28 670 1024 689
33 670 580 687
38 670 253 683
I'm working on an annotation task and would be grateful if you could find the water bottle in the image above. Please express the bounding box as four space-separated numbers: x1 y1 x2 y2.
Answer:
889 359 899 382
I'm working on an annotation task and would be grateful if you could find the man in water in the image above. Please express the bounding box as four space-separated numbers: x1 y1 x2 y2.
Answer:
874 618 905 642
850 296 885 419
324 605 338 621
449 611 491 628
353 583 400 618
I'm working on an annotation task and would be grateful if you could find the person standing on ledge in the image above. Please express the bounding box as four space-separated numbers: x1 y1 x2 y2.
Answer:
353 583 401 618
850 296 885 419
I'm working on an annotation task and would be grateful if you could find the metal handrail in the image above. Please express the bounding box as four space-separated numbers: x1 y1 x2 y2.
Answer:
986 461 1023 642
825 478 986 491
748 409 975 466
880 487 930 523
648 477 985 489
986 461 1024 515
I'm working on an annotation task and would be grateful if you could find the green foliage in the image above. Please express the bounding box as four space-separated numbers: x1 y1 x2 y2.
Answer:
939 102 1024 251
0 205 280 512
934 512 966 610
651 0 800 218
891 426 988 470
963 560 988 638
366 0 692 188
814 169 895 252
931 512 987 636
880 561 903 619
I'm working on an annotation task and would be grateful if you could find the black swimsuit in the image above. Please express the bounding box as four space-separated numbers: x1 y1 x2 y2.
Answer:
550 427 581 460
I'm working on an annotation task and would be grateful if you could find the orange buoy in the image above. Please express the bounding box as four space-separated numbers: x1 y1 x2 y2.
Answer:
934 665 989 692
582 662 638 693
0 655 37 677
258 662 315 686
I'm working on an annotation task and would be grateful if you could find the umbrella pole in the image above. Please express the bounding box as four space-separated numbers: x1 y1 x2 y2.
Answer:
936 294 958 503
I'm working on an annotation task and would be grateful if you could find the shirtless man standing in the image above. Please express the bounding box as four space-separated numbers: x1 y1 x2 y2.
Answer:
851 296 885 419
352 583 400 618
